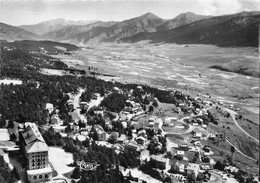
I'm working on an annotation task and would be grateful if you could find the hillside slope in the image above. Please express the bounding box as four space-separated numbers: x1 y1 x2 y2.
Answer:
156 12 211 31
19 18 97 35
44 21 117 41
122 11 260 47
0 22 41 41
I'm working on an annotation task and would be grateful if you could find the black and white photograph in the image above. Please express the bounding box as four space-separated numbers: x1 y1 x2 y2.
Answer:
0 0 259 183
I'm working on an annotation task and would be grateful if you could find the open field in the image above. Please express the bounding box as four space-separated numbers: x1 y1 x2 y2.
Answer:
55 43 259 120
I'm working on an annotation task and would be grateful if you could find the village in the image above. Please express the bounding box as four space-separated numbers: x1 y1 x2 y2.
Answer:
0 83 258 183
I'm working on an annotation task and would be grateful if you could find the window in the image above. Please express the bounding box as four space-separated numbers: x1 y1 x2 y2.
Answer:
33 175 37 179
39 175 42 179
45 174 48 179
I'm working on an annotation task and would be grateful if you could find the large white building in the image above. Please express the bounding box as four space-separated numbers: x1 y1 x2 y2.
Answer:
19 123 52 183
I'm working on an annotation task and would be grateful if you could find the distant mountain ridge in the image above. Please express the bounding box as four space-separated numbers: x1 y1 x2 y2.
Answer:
122 11 260 47
44 21 117 42
19 18 98 35
46 12 166 44
0 22 41 41
156 12 212 31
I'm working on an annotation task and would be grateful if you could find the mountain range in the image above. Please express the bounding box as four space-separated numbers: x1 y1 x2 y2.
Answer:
19 18 98 36
1 11 259 47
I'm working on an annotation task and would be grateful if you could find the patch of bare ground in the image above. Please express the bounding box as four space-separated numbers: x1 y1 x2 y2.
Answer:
202 139 259 175
207 123 259 172
234 108 259 140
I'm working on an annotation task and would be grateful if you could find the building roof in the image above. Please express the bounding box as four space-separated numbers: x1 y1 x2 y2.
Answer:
21 123 48 153
45 103 53 109
150 155 167 163
136 136 146 142
0 129 10 141
177 150 185 155
94 124 104 134
187 163 200 171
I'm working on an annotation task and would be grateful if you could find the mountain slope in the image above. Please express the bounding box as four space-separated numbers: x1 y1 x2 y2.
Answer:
48 12 165 44
44 21 117 41
0 23 41 41
122 11 260 47
156 12 212 31
19 18 97 35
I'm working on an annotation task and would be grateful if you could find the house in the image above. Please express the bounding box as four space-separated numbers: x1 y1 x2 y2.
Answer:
154 118 162 132
117 134 127 143
150 155 167 170
164 117 178 126
203 146 210 153
224 166 239 173
177 150 185 159
125 142 143 153
121 121 127 129
137 86 143 91
93 125 106 141
152 136 159 143
137 129 146 137
200 163 212 170
73 134 87 142
0 128 10 141
19 123 52 183
108 132 119 142
68 101 74 110
113 87 122 93
192 122 199 126
202 124 207 129
80 101 88 110
165 173 186 183
51 125 66 133
91 93 98 100
135 136 146 145
45 103 53 114
50 114 60 124
196 118 203 124
194 132 202 139
186 163 200 178
179 142 189 151
208 133 216 140
172 161 187 173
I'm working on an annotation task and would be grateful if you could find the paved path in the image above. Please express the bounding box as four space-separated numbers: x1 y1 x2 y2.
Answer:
72 88 87 122
226 138 256 161
221 106 259 144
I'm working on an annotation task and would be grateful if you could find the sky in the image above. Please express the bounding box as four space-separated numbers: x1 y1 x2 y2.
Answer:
0 0 259 26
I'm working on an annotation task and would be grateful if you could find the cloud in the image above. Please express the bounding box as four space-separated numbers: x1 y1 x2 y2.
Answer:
198 0 243 15
245 0 260 9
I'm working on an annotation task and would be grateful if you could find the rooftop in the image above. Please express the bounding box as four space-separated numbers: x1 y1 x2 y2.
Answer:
21 123 48 153
0 129 10 141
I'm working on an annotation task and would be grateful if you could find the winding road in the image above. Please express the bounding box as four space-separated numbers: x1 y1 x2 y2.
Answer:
221 107 259 144
226 139 256 161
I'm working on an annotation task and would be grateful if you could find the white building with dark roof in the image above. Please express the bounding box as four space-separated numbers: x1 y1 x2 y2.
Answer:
19 123 52 183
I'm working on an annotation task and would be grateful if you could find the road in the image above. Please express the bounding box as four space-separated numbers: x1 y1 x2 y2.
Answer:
71 88 87 122
226 138 256 161
221 107 259 144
